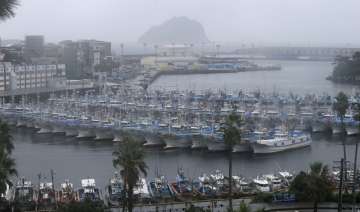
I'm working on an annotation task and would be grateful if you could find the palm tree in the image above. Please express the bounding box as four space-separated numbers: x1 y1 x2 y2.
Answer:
0 0 19 20
333 92 349 133
0 120 14 154
332 92 349 183
222 112 242 211
113 136 148 212
290 162 334 212
0 151 17 196
0 120 16 197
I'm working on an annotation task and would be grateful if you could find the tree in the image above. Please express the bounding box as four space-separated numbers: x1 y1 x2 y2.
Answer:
0 120 14 154
222 112 242 212
332 92 349 179
290 162 334 212
113 137 148 212
333 92 349 124
331 52 360 83
0 0 19 20
0 119 16 197
235 202 251 212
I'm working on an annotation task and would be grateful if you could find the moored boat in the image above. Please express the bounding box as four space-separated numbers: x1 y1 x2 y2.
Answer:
78 178 102 205
252 177 270 192
37 182 56 210
105 172 123 207
252 130 312 154
12 178 36 211
57 180 77 204
170 169 195 198
148 176 173 199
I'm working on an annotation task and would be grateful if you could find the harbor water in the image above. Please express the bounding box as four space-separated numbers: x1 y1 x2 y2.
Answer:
11 60 360 190
150 60 360 95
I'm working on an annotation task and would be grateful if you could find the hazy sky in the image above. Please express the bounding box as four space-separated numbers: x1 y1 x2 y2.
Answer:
1 0 360 46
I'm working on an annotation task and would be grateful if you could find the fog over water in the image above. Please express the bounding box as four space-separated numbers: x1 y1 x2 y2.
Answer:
1 0 360 46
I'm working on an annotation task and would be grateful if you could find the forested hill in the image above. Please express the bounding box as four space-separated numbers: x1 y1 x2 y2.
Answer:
328 52 360 83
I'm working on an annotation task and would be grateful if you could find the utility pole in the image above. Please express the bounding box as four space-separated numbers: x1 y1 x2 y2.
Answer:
50 169 57 209
353 143 359 212
339 158 344 212
37 173 41 212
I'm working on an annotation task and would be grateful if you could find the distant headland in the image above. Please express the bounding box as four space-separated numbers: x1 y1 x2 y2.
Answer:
138 16 209 45
327 52 360 84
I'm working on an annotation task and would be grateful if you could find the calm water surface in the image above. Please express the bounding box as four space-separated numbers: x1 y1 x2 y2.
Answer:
12 127 360 189
11 60 360 189
150 60 360 95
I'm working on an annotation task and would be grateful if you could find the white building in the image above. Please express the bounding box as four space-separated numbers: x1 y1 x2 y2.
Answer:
0 62 66 92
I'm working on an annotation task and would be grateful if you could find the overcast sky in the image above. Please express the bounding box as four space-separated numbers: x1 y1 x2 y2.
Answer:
1 0 360 46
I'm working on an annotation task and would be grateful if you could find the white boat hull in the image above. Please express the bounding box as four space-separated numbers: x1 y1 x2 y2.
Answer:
252 139 311 154
346 125 359 136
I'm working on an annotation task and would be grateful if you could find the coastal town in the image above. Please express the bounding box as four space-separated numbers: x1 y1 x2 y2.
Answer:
1 1 360 212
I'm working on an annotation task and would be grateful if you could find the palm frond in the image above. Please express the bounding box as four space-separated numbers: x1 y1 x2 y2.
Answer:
0 0 19 20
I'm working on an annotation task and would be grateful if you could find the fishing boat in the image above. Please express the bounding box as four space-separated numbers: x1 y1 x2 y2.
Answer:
206 133 229 152
57 180 77 204
210 170 226 194
78 178 102 204
112 120 129 142
163 125 192 149
193 173 216 197
12 178 36 211
105 172 123 207
344 115 360 135
191 126 209 149
95 121 114 140
63 118 80 137
278 171 294 186
252 130 311 154
170 169 194 198
133 178 151 202
252 177 270 192
232 176 251 193
76 118 98 138
37 182 56 209
37 120 53 134
148 176 173 199
263 174 282 191
331 117 344 134
143 123 167 147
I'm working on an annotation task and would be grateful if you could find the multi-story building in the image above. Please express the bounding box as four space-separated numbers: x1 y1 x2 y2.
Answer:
0 62 66 92
59 40 112 79
24 35 44 61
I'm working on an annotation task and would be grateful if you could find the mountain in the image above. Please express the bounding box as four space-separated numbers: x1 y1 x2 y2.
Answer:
138 16 209 45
